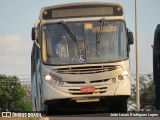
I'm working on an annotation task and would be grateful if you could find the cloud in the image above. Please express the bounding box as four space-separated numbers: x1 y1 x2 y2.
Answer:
0 35 30 53
0 34 33 75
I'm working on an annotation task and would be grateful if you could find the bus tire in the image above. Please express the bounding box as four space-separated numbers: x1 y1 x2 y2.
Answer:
45 104 58 115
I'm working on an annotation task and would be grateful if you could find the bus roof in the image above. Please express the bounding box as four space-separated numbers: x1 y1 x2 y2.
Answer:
40 2 123 20
41 2 123 10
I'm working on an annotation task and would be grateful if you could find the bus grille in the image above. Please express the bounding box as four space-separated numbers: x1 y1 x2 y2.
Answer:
65 79 109 84
68 87 107 95
53 65 118 74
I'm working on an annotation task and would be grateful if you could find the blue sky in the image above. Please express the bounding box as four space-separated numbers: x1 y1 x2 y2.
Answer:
0 0 159 80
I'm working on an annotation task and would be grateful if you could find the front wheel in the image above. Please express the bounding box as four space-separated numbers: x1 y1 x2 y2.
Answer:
45 103 59 115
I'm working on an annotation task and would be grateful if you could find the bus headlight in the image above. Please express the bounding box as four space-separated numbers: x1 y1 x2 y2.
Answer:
44 73 63 86
118 71 129 80
111 78 116 83
45 74 52 81
118 75 124 80
57 81 64 86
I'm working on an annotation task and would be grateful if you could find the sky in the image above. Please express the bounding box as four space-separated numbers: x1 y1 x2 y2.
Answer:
0 0 160 80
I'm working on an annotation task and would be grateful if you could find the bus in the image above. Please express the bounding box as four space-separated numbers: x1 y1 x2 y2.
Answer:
31 2 134 113
153 24 160 110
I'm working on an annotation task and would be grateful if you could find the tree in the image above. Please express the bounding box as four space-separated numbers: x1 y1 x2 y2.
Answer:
129 74 156 111
0 74 32 111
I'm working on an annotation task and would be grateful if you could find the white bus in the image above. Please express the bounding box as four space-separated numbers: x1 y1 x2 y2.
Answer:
31 2 134 113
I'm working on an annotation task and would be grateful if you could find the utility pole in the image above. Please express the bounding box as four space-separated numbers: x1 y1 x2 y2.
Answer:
135 0 140 111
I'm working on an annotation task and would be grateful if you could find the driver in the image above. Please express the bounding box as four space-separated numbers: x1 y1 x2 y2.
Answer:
56 35 69 58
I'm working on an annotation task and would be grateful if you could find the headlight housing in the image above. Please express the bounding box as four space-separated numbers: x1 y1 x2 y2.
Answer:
118 70 129 80
111 70 129 83
43 73 64 86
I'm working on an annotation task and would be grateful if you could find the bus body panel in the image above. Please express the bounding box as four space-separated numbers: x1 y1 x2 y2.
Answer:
41 59 130 102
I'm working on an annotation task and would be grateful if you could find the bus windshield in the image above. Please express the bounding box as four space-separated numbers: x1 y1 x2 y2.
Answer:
42 20 128 65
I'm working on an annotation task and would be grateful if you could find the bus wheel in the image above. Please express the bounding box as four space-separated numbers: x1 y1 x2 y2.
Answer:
45 104 58 115
109 99 127 112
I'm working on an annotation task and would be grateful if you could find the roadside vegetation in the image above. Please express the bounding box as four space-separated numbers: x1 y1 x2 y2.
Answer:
0 74 32 112
129 74 156 111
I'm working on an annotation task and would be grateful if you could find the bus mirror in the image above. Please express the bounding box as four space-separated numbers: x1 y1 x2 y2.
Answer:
32 28 35 40
31 27 41 49
32 27 38 40
127 29 134 45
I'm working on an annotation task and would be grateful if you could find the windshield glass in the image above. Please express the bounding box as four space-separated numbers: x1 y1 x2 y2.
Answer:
42 21 128 65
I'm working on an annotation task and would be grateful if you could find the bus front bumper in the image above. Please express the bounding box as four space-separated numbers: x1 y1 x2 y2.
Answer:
42 78 130 103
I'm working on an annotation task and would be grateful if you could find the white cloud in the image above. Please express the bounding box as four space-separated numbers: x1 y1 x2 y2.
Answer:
0 34 31 53
0 34 33 75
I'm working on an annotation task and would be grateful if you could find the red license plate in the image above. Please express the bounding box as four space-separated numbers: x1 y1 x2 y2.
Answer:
80 86 95 92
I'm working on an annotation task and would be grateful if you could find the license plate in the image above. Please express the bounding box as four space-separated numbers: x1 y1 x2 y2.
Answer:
80 86 95 92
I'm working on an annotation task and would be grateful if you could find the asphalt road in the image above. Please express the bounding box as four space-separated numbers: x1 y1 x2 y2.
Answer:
40 116 160 120
40 111 160 120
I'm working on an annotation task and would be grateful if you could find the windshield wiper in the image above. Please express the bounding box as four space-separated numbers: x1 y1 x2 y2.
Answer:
96 18 105 43
60 20 76 41
60 20 81 55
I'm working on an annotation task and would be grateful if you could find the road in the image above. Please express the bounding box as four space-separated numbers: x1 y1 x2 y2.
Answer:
39 111 160 120
40 116 160 120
